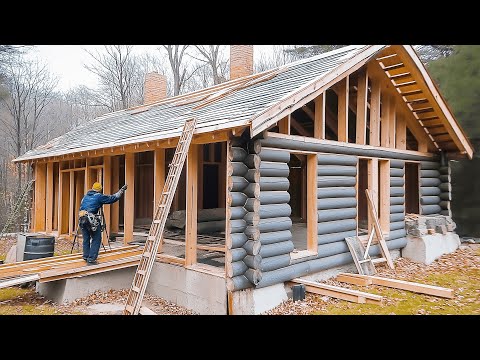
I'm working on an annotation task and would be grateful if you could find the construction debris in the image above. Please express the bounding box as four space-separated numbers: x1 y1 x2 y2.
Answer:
405 214 456 237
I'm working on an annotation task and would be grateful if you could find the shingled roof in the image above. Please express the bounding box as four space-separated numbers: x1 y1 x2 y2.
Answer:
14 45 473 162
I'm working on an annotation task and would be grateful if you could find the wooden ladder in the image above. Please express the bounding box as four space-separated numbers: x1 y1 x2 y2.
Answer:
123 118 197 315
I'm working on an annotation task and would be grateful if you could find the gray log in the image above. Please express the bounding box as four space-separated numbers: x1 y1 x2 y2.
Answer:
260 254 292 272
260 177 290 191
244 169 260 183
390 178 405 187
391 187 405 197
317 165 357 177
259 162 290 177
369 238 408 255
317 197 357 210
390 205 405 214
259 230 292 245
228 248 247 262
258 148 291 163
259 203 291 219
228 192 247 207
440 201 450 209
439 174 450 183
227 275 252 291
440 210 450 216
198 220 226 234
260 241 295 258
243 255 262 269
390 168 405 177
421 187 441 196
318 208 357 222
317 187 356 199
390 221 405 231
229 233 248 249
390 160 405 169
244 212 259 226
317 219 356 235
317 154 357 166
421 196 440 205
420 178 441 187
388 228 407 240
229 176 249 192
317 241 350 259
258 217 292 233
244 154 260 169
439 166 450 175
390 213 405 223
230 147 247 162
228 206 248 220
259 191 290 205
318 176 356 188
227 261 248 277
230 162 248 176
245 226 260 240
243 240 261 256
249 140 262 154
421 205 442 215
228 219 246 234
439 183 451 192
244 198 260 212
244 269 262 285
439 192 451 201
260 136 437 161
243 183 260 198
390 197 405 205
420 161 440 170
317 230 357 245
421 169 441 178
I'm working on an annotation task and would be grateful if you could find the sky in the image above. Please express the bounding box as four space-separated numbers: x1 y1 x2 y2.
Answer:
24 45 274 92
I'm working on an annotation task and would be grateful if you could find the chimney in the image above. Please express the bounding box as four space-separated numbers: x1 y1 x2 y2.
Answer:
230 45 253 80
144 72 167 104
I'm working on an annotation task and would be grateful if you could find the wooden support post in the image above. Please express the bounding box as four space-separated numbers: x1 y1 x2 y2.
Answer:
418 135 428 153
58 168 65 235
53 164 58 231
337 76 349 142
111 156 119 233
379 160 390 234
370 79 381 147
74 171 84 232
368 158 379 235
381 94 391 148
102 156 111 246
124 153 135 244
153 149 165 214
45 163 54 233
278 115 290 135
388 97 396 148
307 154 318 254
219 142 226 208
34 163 47 232
198 146 204 209
85 159 91 193
356 70 368 145
396 114 407 150
185 144 199 266
314 92 325 139
68 171 74 237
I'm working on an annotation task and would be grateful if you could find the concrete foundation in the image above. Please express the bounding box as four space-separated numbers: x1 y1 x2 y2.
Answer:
402 232 460 265
145 262 227 315
36 267 136 304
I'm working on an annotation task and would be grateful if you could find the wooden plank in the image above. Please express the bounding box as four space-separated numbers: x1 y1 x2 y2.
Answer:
0 274 41 289
307 154 318 254
156 253 186 266
111 156 120 233
369 77 381 147
396 114 407 150
337 273 372 286
74 171 84 232
290 116 310 137
379 160 390 234
124 153 135 244
53 163 59 231
381 94 391 148
290 278 382 304
45 163 54 233
278 115 290 135
356 70 368 145
34 163 47 232
102 156 111 246
154 149 165 215
219 142 226 210
340 273 454 298
314 92 325 139
368 158 378 235
185 144 199 266
388 96 396 147
68 171 75 236
337 76 349 142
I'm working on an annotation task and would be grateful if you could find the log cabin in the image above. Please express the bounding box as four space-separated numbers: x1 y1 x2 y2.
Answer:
13 45 474 314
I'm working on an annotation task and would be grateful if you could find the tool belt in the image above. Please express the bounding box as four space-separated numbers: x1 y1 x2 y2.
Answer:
78 210 101 232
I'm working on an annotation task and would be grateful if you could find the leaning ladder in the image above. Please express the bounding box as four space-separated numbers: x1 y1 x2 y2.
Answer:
124 118 197 315
0 179 35 239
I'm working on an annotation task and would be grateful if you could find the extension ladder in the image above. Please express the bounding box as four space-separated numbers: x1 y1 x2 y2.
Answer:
124 118 197 315
0 179 35 238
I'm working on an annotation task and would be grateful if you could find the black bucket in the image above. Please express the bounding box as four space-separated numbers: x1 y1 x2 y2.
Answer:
23 235 55 261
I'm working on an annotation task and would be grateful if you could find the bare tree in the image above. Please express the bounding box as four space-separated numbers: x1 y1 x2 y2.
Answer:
191 46 228 85
255 45 298 73
162 45 199 96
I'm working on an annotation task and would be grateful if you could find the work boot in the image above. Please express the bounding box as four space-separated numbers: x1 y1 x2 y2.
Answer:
87 260 98 266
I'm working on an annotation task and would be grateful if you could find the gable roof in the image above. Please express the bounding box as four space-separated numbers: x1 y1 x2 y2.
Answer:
14 45 473 162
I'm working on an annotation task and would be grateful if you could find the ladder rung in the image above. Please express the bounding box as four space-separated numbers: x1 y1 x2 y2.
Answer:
358 259 372 264
138 270 146 276
132 286 140 293
148 236 155 241
143 252 151 258
125 305 134 313
153 220 162 224
372 258 387 264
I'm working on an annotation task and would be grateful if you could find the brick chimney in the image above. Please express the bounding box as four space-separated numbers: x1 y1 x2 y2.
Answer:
230 45 253 80
144 72 167 105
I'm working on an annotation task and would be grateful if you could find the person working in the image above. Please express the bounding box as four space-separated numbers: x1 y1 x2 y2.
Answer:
78 182 127 265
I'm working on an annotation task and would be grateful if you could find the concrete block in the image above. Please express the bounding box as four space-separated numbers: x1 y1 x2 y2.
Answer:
402 233 460 265
231 283 288 315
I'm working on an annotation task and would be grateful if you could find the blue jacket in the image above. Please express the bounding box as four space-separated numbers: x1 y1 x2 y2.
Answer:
79 190 121 214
